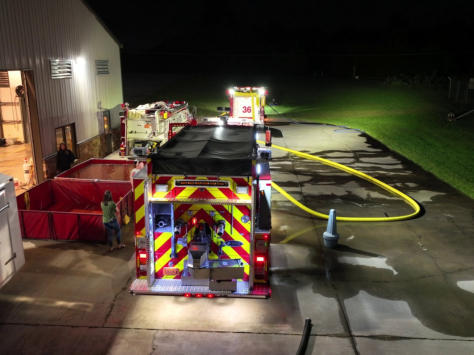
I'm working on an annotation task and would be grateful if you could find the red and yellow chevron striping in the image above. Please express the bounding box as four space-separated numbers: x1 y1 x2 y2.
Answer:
153 203 252 280
134 178 146 236
151 176 252 203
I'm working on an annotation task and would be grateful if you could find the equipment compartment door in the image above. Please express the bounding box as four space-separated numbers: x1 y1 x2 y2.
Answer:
173 203 252 281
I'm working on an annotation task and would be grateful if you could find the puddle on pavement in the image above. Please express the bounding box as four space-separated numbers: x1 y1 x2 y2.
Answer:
344 290 474 338
0 294 93 312
326 157 355 163
337 256 398 275
333 128 362 134
301 181 398 201
352 162 405 170
270 244 323 275
409 190 446 203
457 281 474 294
321 151 355 158
358 156 401 165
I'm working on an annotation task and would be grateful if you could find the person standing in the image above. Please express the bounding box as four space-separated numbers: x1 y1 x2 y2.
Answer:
101 190 125 252
56 142 77 173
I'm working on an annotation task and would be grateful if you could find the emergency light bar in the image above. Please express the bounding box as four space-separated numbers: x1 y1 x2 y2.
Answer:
227 87 266 95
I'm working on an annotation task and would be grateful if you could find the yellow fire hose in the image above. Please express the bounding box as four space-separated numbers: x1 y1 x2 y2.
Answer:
258 140 421 222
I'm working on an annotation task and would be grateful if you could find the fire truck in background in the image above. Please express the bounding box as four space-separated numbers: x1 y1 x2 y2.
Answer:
202 87 267 127
120 100 194 157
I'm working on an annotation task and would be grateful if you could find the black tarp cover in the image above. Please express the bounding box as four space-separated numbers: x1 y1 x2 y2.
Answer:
151 126 255 176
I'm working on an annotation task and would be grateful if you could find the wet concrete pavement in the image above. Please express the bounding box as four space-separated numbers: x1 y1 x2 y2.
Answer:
0 123 473 354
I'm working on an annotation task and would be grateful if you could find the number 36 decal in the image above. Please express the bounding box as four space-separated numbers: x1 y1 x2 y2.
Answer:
242 106 252 113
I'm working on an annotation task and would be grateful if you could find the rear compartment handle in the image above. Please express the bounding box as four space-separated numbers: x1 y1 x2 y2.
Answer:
223 240 243 247
4 252 17 266
0 202 9 214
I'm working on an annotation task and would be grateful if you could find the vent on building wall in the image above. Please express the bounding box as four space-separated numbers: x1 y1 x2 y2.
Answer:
0 71 9 87
95 60 109 75
50 59 72 79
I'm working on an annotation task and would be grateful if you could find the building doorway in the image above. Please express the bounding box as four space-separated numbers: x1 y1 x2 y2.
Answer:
0 70 35 195
55 123 77 157
102 110 113 156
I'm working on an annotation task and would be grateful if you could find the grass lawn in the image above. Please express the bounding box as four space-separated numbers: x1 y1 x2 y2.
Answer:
124 75 474 199
265 80 474 199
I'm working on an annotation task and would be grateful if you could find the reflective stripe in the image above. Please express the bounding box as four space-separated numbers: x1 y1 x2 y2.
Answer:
134 180 146 236
151 176 252 203
134 180 144 200
135 205 145 225
154 232 172 252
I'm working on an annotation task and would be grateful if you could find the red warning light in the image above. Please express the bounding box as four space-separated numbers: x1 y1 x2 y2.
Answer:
138 251 147 265
184 293 191 298
263 234 269 241
256 256 265 263
195 293 203 298
206 293 215 298
192 217 197 225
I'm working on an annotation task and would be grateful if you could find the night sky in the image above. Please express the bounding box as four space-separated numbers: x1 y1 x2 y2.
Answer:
85 1 474 76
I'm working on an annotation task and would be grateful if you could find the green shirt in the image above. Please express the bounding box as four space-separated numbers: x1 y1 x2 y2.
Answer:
101 201 117 223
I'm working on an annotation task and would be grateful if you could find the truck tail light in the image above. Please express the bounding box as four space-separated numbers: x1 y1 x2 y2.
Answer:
255 253 268 282
138 250 147 265
265 129 272 146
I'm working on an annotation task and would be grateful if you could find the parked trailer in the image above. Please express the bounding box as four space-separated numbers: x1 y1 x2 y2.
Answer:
0 173 25 288
130 125 272 298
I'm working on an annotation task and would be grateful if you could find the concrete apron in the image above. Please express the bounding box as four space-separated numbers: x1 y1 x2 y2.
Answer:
0 123 473 354
270 123 474 350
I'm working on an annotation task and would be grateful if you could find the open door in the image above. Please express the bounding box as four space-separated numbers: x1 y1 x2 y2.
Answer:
23 71 44 184
0 70 42 194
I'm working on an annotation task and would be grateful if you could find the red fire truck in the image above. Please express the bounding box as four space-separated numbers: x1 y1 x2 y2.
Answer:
129 124 272 297
201 87 267 127
120 100 194 157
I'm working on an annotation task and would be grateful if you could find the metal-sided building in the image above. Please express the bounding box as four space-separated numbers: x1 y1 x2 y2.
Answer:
0 0 123 191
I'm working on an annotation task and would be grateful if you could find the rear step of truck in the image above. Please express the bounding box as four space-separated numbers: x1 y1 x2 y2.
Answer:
130 279 270 298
